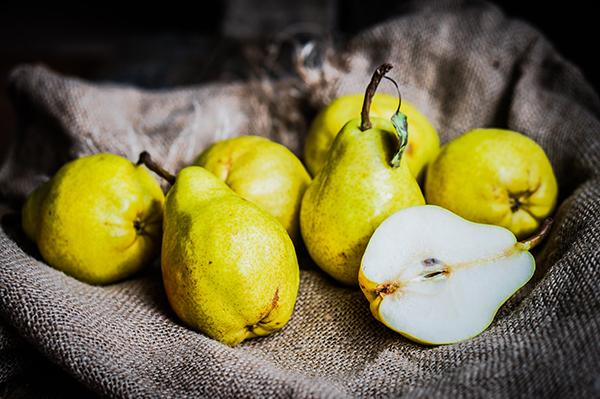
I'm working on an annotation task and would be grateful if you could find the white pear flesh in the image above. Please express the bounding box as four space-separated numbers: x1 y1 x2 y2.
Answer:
360 205 535 345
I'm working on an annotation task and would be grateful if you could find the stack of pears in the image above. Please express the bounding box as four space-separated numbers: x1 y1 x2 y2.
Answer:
21 147 304 347
21 61 560 347
301 64 557 345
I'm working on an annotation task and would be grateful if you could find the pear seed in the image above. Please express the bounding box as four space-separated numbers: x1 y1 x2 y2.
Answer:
422 258 440 267
423 271 445 279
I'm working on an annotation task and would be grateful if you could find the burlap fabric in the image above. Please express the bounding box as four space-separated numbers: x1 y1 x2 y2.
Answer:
2 1 600 397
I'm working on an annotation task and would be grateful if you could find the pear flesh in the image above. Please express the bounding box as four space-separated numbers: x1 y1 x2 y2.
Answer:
359 205 547 345
21 153 165 285
161 166 299 347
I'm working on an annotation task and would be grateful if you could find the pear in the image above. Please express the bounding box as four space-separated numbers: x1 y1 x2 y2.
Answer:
424 128 558 240
300 64 425 287
304 92 439 181
138 152 299 347
193 135 311 245
359 205 553 345
21 153 165 285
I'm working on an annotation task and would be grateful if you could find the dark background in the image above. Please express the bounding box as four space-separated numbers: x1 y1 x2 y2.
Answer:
0 1 596 167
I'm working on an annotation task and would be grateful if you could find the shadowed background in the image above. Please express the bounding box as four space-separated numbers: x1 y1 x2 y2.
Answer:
0 0 597 166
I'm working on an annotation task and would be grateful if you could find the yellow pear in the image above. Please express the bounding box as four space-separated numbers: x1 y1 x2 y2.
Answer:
304 92 439 181
300 64 425 287
138 152 299 346
193 135 311 245
21 153 165 285
424 128 558 240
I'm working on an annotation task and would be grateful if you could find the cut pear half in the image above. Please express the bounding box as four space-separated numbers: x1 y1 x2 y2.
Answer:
359 205 553 345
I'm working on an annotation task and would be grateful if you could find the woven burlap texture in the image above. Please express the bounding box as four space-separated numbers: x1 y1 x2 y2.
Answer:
2 1 600 398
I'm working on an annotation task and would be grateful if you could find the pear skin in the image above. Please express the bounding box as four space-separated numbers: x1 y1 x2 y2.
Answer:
194 135 311 245
300 117 425 287
21 153 165 285
424 128 558 240
161 166 299 346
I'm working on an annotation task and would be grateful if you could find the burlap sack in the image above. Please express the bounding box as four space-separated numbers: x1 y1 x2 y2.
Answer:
2 1 600 397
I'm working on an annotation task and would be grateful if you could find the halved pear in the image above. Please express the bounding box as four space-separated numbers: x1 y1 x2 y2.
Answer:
358 205 552 345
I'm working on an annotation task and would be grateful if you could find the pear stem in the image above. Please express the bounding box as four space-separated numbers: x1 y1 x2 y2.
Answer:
360 63 393 132
518 218 554 251
137 151 176 186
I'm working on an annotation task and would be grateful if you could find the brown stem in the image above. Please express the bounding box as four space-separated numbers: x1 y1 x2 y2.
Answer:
360 63 393 132
518 218 554 251
137 151 176 186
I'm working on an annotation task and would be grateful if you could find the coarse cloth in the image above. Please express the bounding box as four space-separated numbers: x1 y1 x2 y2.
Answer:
1 0 600 397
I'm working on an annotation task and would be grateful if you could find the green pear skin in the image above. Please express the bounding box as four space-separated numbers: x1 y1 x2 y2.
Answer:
161 166 299 346
194 135 311 245
22 153 165 285
300 117 425 287
304 93 439 181
424 128 558 240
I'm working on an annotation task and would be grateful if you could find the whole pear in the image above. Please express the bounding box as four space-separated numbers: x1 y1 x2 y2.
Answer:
300 64 425 287
21 153 165 285
139 153 299 346
424 128 558 240
193 135 311 244
304 92 439 181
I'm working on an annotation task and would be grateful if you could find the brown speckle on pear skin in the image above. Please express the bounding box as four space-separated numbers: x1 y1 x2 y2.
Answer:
253 287 280 328
269 288 280 311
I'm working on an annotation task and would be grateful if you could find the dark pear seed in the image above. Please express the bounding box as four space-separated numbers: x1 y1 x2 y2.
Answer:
422 258 440 267
424 271 444 279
